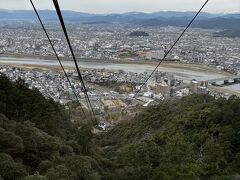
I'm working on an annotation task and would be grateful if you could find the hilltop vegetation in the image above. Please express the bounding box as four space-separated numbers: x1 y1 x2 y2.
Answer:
0 74 240 179
129 31 149 37
0 74 108 179
214 30 240 38
99 94 240 179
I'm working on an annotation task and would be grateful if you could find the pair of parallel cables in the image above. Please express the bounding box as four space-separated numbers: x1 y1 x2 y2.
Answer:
30 0 97 125
30 0 209 122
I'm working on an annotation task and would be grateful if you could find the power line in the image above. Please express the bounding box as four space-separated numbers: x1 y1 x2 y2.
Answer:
52 0 97 125
134 0 209 97
30 0 86 118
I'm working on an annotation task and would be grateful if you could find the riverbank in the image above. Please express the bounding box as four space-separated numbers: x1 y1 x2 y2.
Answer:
0 54 231 76
0 55 239 96
209 85 240 97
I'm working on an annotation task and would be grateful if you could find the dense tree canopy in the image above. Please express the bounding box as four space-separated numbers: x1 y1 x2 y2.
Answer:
0 74 240 179
0 74 71 138
99 94 240 179
0 75 104 179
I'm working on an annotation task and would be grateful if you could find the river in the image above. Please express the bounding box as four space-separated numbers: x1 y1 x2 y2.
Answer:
228 84 240 90
0 56 239 90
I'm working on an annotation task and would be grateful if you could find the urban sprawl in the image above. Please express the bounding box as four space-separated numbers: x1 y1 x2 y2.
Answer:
0 22 240 127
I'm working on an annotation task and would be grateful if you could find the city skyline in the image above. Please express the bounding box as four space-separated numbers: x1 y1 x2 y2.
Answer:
0 0 239 14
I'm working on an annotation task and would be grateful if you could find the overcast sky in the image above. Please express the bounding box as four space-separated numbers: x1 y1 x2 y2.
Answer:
0 0 239 14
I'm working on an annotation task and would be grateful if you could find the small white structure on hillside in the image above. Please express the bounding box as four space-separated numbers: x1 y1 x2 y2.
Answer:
143 99 154 107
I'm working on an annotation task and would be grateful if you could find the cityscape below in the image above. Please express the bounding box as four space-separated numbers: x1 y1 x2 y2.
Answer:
0 2 240 179
0 10 240 127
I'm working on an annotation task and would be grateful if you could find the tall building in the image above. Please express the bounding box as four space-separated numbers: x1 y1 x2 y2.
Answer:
155 83 171 98
190 79 199 93
147 77 156 91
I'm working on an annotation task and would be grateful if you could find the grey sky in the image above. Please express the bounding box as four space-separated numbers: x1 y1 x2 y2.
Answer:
0 0 239 14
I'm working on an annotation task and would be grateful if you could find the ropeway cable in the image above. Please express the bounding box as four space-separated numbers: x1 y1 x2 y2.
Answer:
134 0 209 98
30 0 86 118
52 0 97 125
52 0 96 124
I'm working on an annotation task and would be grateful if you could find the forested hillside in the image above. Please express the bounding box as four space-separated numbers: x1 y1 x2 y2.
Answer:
99 94 240 179
0 74 240 179
0 74 108 179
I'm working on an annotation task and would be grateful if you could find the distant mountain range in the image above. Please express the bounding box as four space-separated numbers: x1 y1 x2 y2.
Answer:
0 9 240 30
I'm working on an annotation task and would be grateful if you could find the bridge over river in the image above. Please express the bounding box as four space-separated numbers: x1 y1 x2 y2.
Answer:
208 75 240 85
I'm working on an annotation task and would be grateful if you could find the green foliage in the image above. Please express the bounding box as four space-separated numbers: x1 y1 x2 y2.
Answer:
100 94 240 179
77 124 94 155
129 31 149 37
24 173 47 180
0 74 72 137
153 133 202 180
1 74 240 179
0 127 25 154
45 164 71 180
0 153 28 180
0 75 102 179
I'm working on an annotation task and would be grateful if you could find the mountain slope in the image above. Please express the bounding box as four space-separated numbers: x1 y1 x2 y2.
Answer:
0 74 110 179
99 94 240 179
0 10 215 20
1 9 240 30
0 74 71 137
0 74 240 179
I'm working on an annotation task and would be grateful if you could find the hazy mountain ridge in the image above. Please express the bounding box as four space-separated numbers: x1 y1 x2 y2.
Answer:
0 10 220 20
0 9 240 30
134 17 240 30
